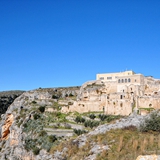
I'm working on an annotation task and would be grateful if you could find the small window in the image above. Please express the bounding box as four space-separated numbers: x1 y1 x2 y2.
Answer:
118 79 120 83
100 77 104 80
120 95 123 99
135 79 136 82
122 79 124 83
128 78 131 82
125 79 127 83
107 77 112 80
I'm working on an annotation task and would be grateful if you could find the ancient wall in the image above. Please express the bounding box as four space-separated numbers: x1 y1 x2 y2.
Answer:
61 74 160 116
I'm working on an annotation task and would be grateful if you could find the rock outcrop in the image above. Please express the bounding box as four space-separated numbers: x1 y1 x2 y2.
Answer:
136 155 160 160
0 87 80 160
0 90 24 116
1 114 13 140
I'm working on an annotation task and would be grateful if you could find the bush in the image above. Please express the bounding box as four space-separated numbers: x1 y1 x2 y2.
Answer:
32 101 37 104
39 130 47 137
84 120 99 128
89 114 96 119
98 114 121 122
74 129 87 135
52 95 58 99
33 113 40 120
47 135 57 143
140 112 160 132
99 114 107 121
75 116 85 123
33 147 40 155
38 106 45 113
69 93 74 97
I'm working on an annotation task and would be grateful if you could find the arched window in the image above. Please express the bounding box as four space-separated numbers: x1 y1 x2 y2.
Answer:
125 79 127 83
128 78 131 83
122 79 124 83
118 79 120 83
120 95 123 99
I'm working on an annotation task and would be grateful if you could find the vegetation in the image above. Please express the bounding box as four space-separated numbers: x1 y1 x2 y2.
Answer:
89 113 96 119
38 106 45 113
84 120 99 128
140 111 160 132
52 95 58 99
73 129 87 135
75 116 85 123
98 114 121 122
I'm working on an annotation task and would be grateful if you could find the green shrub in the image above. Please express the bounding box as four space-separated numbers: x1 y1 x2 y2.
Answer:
69 93 74 97
32 101 37 104
84 120 99 128
52 95 58 99
23 123 28 128
98 114 121 122
47 135 57 143
74 129 87 135
98 114 107 121
38 106 45 113
140 111 160 132
33 147 40 155
39 130 47 137
33 113 40 120
89 114 96 119
75 116 85 123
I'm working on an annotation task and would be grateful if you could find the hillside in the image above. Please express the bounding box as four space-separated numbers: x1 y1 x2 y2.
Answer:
0 87 160 160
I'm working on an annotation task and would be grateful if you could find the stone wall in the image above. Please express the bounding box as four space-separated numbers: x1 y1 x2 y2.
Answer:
61 75 160 116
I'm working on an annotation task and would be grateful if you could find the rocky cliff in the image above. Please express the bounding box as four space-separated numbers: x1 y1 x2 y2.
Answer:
0 87 160 160
0 91 24 117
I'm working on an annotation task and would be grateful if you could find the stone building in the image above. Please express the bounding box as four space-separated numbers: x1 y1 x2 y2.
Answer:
61 71 160 116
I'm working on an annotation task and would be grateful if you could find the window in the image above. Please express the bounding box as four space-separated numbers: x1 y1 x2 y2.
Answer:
100 77 104 80
121 79 124 83
120 95 123 99
118 79 120 83
128 78 131 82
125 79 127 83
135 79 136 82
107 77 112 80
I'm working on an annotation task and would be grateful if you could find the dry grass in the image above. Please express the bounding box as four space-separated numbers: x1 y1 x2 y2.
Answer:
50 127 160 160
95 129 160 160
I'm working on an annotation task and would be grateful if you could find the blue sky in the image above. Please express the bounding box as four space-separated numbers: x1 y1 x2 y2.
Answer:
0 0 160 91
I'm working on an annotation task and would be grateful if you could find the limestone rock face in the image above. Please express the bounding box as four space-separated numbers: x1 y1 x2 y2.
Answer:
1 114 13 140
136 155 160 160
0 87 80 160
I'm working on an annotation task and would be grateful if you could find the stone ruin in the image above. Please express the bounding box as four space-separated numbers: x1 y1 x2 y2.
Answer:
61 72 160 115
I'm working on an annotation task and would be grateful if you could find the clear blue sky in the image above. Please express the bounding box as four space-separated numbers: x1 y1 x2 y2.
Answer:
0 0 160 91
